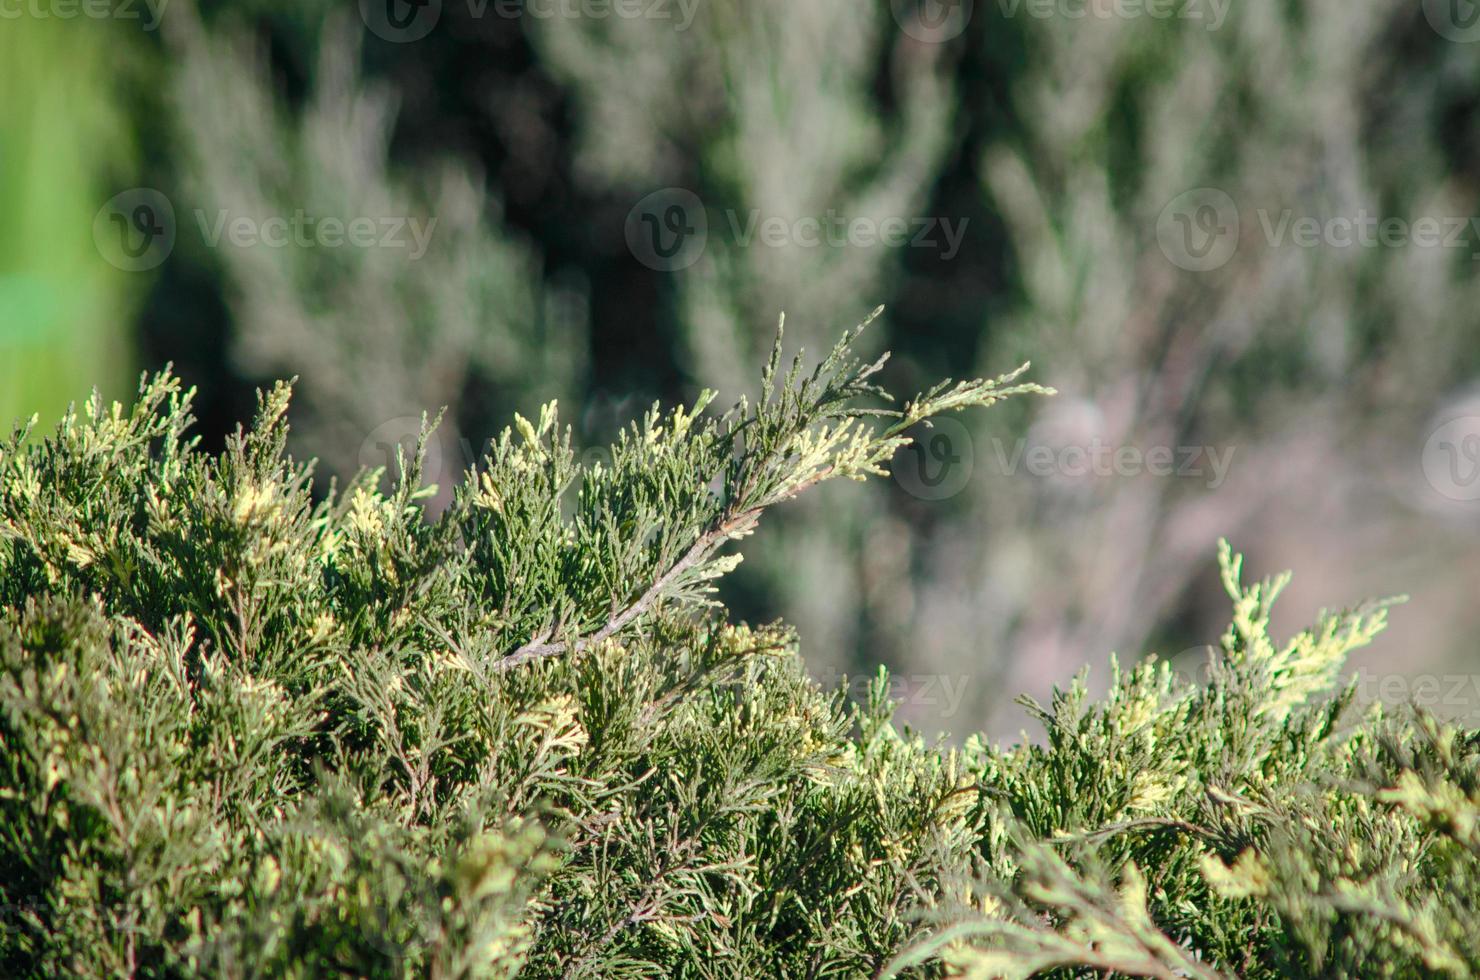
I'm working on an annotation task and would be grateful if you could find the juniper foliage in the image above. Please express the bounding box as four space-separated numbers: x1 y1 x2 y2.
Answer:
1 316 1477 978
895 547 1480 978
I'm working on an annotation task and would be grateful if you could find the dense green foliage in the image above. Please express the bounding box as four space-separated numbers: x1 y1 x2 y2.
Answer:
2 321 1477 977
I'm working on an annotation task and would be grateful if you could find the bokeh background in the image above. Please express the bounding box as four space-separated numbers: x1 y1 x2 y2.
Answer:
5 0 1480 738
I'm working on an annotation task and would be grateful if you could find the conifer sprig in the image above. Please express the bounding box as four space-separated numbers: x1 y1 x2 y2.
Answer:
475 307 1054 670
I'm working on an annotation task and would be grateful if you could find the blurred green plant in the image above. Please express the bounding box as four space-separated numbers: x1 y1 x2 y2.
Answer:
533 0 954 393
165 8 586 494
926 0 1480 725
0 18 138 433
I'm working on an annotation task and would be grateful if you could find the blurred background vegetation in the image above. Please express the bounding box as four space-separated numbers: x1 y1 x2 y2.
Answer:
5 0 1480 736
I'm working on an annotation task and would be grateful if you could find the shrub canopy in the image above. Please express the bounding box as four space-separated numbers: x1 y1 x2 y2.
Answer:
1 317 1476 978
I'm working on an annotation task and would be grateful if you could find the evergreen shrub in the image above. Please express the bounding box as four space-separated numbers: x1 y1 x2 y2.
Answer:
1 314 1475 977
